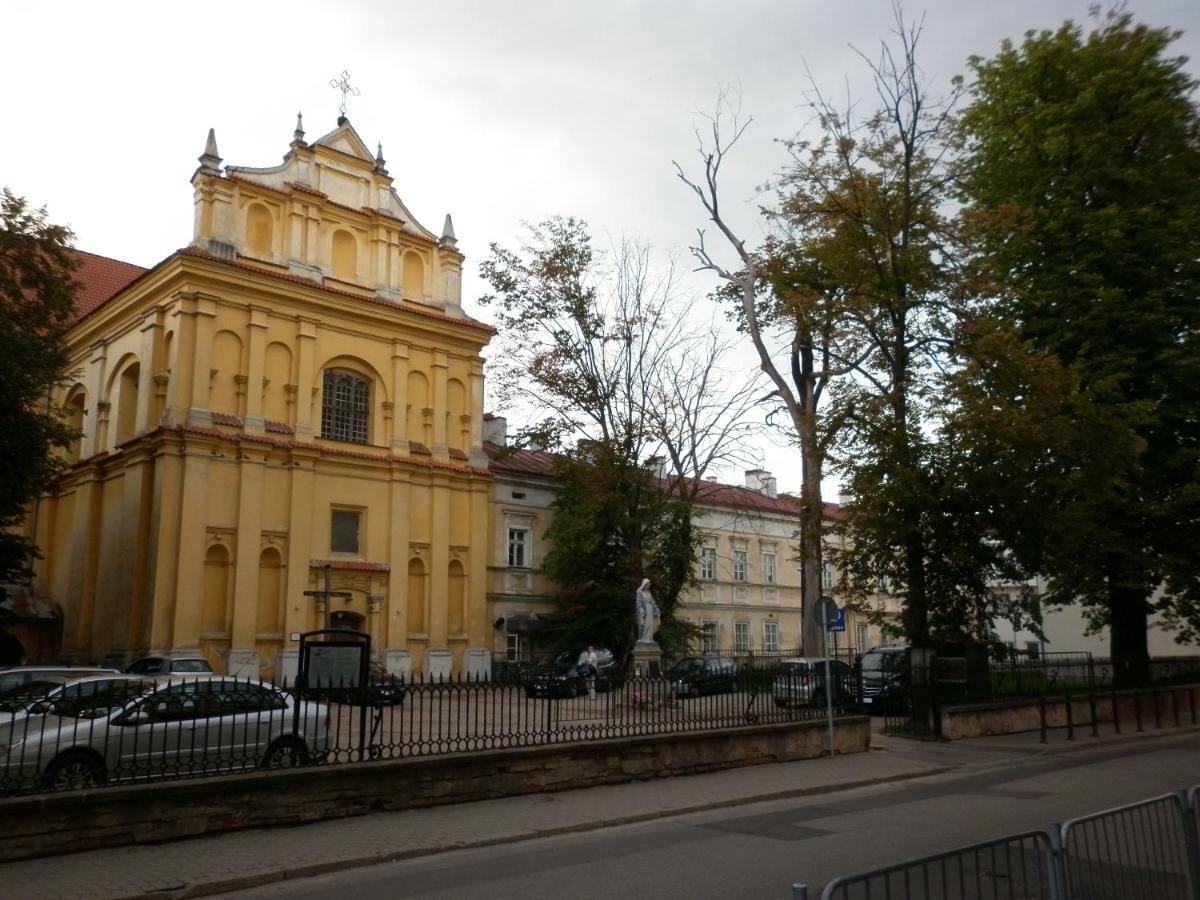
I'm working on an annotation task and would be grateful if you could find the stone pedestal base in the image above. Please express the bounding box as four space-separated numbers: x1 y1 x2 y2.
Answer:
383 649 412 681
631 641 663 678
278 649 300 686
464 647 492 681
225 649 260 679
425 648 453 683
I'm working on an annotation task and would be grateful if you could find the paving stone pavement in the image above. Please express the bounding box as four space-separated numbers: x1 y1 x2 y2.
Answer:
6 723 1193 900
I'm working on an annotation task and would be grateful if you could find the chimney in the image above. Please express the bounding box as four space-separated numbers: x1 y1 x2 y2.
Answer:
745 469 777 499
483 414 507 446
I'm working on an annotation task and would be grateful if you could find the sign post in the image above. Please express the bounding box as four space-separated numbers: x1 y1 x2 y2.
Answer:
296 627 371 760
813 596 840 757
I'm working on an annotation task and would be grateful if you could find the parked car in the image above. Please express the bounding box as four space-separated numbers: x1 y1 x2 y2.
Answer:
771 658 855 708
858 646 911 712
0 675 330 792
668 656 738 698
297 661 406 707
0 674 149 724
526 648 621 698
0 666 117 696
124 655 213 676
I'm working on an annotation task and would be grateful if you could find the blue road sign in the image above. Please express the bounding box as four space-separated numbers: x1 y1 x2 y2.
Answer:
828 607 846 632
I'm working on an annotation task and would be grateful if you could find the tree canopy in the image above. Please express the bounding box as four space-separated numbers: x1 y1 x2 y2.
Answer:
0 189 79 582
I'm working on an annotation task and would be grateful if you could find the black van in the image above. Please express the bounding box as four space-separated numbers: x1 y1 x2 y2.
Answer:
526 648 620 698
857 646 910 713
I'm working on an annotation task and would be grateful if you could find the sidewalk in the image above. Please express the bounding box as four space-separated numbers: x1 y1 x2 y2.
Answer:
7 724 1195 900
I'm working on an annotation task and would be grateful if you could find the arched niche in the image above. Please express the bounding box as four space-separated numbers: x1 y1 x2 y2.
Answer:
406 370 429 445
331 229 358 282
403 251 424 300
264 341 292 423
446 378 467 452
407 557 427 634
211 329 244 415
64 384 87 462
110 357 141 446
246 202 274 259
256 547 283 634
447 559 466 635
202 544 231 634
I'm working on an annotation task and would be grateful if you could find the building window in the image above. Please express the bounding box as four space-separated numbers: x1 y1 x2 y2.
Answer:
701 620 718 655
331 509 361 555
507 527 530 568
763 620 780 652
856 622 869 653
699 546 716 581
762 552 777 585
321 370 370 444
734 620 750 653
505 633 523 662
821 561 835 590
733 550 747 583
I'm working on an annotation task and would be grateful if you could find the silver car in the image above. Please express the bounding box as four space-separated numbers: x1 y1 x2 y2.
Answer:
0 673 148 725
0 675 330 792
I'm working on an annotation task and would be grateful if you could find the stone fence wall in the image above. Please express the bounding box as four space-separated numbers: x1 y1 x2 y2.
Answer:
940 685 1198 740
0 716 870 862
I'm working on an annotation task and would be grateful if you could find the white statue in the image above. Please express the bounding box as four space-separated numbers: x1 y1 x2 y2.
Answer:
635 578 660 645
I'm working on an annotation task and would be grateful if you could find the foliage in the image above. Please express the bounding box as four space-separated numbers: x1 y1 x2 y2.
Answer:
0 189 79 582
953 11 1200 665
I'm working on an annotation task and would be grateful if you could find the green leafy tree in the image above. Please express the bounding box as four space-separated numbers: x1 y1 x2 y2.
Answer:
954 11 1200 675
479 218 759 657
0 189 79 582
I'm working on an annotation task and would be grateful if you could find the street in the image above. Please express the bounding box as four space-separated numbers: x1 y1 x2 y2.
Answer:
213 730 1200 900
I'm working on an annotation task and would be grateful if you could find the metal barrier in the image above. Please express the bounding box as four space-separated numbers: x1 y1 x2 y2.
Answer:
1062 793 1197 900
795 786 1200 900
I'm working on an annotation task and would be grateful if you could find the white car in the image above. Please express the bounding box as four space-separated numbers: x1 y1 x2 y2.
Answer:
0 675 330 793
0 673 148 725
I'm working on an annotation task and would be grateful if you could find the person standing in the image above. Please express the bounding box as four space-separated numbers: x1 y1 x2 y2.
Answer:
582 645 599 698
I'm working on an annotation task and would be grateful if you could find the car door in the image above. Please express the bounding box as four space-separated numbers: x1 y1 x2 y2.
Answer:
201 681 288 771
106 681 209 780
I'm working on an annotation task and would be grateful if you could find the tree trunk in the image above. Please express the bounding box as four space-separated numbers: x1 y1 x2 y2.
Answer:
800 429 826 658
1109 583 1150 687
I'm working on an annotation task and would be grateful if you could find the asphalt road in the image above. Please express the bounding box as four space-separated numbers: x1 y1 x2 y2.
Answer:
215 731 1200 899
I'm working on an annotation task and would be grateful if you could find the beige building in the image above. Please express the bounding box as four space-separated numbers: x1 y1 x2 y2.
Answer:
26 114 494 680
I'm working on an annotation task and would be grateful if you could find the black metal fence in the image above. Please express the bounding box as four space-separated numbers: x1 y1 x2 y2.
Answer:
798 785 1200 899
0 665 861 797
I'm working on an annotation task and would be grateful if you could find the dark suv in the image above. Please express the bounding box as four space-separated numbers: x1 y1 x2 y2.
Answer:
668 656 738 698
858 646 910 712
526 648 620 698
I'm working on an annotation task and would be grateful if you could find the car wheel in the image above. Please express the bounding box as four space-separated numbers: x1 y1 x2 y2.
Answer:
261 737 308 769
42 752 107 792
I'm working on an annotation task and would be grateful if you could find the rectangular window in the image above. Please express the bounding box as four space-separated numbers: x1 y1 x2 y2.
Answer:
701 620 719 655
505 633 523 662
699 546 716 581
330 509 361 555
733 550 748 583
507 528 529 568
763 620 780 652
856 622 869 653
762 552 777 585
821 562 835 590
734 620 750 653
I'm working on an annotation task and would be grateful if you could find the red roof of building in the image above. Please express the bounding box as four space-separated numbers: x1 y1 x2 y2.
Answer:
68 249 148 323
483 441 844 521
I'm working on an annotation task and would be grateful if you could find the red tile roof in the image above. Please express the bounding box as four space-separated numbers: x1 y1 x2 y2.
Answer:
482 441 844 521
68 249 148 323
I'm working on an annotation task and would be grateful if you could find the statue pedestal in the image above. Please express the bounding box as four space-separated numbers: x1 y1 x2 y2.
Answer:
631 641 663 678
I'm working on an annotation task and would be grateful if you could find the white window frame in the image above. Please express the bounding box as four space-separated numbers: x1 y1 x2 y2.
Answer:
856 622 869 653
821 561 835 590
507 526 530 569
701 619 719 655
763 620 780 652
699 546 717 581
734 620 751 653
762 552 777 585
733 550 748 583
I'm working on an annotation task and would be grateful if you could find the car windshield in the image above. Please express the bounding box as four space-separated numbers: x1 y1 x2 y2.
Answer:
172 660 212 673
862 652 902 671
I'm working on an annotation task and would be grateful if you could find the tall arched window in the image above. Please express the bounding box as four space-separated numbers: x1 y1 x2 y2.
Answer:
321 370 370 444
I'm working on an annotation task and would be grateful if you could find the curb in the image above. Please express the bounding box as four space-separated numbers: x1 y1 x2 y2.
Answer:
111 764 954 900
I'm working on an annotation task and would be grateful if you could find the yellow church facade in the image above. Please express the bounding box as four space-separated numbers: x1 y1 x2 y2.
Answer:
29 115 494 681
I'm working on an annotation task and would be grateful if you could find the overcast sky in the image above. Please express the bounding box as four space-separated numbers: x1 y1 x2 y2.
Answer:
3 1 1197 493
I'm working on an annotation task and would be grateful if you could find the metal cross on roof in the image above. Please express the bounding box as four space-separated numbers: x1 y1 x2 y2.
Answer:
329 70 361 118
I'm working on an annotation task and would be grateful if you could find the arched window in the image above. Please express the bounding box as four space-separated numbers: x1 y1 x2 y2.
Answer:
321 370 370 444
331 230 357 281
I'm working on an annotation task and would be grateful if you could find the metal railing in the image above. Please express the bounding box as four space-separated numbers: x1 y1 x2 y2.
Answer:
0 666 861 797
796 785 1200 899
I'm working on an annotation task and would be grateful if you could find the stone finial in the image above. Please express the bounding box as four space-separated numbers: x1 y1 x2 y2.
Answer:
374 142 388 175
199 128 222 173
440 214 458 249
291 111 306 148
